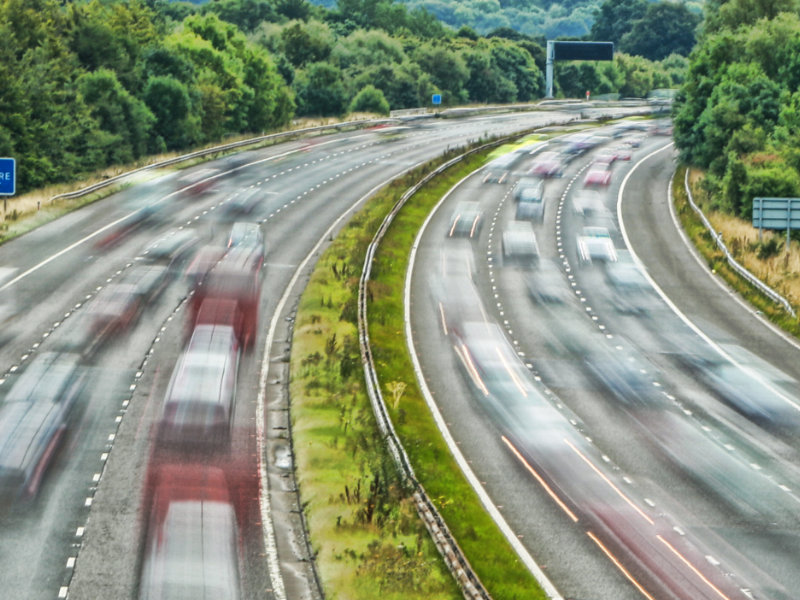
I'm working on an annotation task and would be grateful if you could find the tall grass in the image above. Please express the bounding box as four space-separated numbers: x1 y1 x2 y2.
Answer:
675 167 800 335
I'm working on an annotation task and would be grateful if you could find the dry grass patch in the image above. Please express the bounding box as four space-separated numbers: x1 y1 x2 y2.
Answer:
687 168 800 308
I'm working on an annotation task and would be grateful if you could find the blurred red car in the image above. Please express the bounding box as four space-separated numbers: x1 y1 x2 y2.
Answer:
583 168 612 188
139 464 241 600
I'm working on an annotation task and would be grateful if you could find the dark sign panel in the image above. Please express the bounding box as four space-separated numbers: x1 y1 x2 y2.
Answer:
553 41 614 61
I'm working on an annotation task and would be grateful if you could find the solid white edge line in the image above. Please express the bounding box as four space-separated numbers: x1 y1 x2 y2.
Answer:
617 144 800 411
404 171 564 600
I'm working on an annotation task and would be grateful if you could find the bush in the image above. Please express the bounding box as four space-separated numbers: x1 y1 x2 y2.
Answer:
349 85 391 115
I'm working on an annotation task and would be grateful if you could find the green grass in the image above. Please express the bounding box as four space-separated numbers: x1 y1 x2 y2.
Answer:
368 155 546 600
290 161 464 600
290 138 551 599
291 141 548 599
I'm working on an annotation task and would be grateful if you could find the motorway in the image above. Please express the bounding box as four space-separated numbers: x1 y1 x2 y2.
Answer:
0 110 608 600
409 127 800 600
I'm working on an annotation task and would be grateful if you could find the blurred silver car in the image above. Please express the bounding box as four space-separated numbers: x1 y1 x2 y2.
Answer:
576 226 617 264
0 352 85 502
447 201 483 238
158 324 240 449
501 221 539 266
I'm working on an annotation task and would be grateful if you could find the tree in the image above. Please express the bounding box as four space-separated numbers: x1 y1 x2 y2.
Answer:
78 68 156 163
589 0 647 44
293 61 347 116
274 0 312 21
413 43 469 104
143 75 196 149
619 2 700 61
280 20 333 67
349 84 390 114
202 0 277 33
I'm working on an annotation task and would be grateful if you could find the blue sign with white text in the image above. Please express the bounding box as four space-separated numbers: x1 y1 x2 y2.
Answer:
432 94 442 105
0 158 15 195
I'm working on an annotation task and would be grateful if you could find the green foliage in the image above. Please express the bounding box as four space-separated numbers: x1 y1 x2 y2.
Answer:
675 7 800 220
294 61 348 116
589 0 647 44
349 84 391 114
78 68 156 162
202 0 277 32
1 0 294 194
619 2 700 61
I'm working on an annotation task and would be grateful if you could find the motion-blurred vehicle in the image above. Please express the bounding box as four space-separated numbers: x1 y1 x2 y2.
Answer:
583 168 612 188
0 352 85 503
158 324 240 449
447 201 483 238
88 283 143 340
592 151 617 167
190 246 262 348
501 221 539 266
184 245 226 287
681 347 800 427
527 260 570 304
576 226 617 264
139 464 242 600
482 153 516 183
513 176 544 202
515 186 545 222
528 151 564 178
176 167 218 197
227 222 265 266
140 229 199 272
571 191 606 217
221 187 263 219
650 120 673 136
583 342 663 409
120 265 170 306
625 133 646 148
612 146 633 161
604 250 653 313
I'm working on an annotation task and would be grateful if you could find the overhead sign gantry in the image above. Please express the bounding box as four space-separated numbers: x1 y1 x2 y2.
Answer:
545 41 614 98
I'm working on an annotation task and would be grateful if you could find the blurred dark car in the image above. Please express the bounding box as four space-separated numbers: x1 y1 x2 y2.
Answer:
0 352 85 503
141 229 200 272
527 260 570 304
222 188 262 219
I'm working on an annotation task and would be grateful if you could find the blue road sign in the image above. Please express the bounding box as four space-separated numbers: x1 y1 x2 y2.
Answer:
0 158 15 195
432 94 442 105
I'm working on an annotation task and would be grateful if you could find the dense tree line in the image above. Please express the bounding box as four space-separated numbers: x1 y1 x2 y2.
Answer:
1 0 292 192
673 1 800 218
1 0 685 194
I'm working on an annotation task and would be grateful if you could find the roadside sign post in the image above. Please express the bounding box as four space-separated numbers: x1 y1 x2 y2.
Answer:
753 197 800 250
0 158 16 217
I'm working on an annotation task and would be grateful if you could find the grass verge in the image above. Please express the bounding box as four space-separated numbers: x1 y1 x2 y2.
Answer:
673 166 800 336
290 144 546 599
